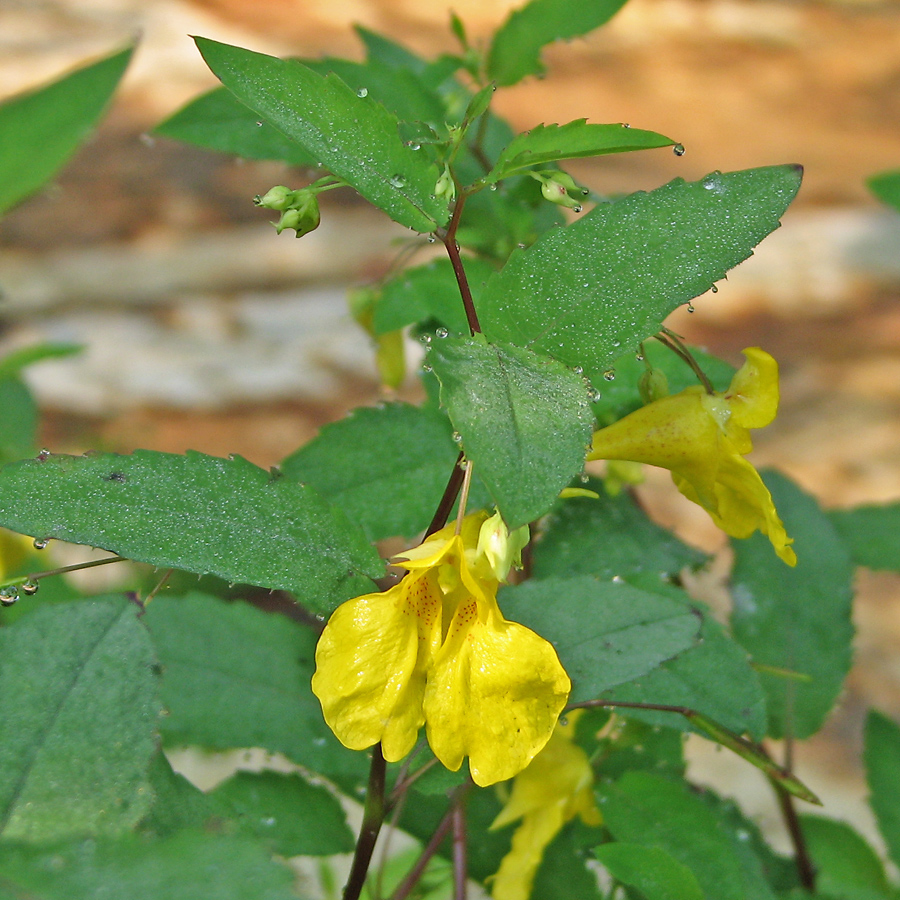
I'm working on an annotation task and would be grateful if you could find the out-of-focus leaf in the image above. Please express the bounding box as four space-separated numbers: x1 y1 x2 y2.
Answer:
487 0 628 87
0 598 160 841
476 166 802 380
594 843 704 900
731 472 854 739
0 379 37 465
828 503 900 572
0 449 383 614
864 711 900 871
194 37 449 232
868 169 900 214
429 336 593 528
0 46 133 214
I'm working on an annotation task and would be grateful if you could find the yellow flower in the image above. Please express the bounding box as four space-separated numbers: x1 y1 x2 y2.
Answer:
311 511 570 787
587 347 796 566
489 712 601 900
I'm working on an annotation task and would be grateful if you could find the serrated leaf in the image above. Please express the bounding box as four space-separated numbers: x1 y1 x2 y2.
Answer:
500 576 701 701
0 46 133 214
281 402 459 541
487 0 628 87
599 772 779 900
828 503 900 572
144 592 366 785
0 598 160 841
483 120 675 184
0 832 297 900
372 258 494 336
864 711 900 870
155 88 317 165
476 166 803 377
533 480 707 581
731 472 854 739
211 771 354 857
594 843 704 900
799 815 890 899
429 337 593 528
868 169 900 214
0 449 383 613
601 587 768 739
194 37 449 232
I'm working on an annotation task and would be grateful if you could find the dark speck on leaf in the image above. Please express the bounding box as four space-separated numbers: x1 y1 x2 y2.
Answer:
106 471 127 482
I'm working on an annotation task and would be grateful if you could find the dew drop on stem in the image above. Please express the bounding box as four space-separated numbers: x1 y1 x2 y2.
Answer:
22 580 39 596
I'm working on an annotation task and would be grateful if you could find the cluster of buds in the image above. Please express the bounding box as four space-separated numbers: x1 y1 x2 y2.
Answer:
530 170 587 211
433 164 456 203
254 185 321 238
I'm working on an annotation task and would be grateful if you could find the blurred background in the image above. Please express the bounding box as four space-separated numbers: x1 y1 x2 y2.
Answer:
1 0 899 854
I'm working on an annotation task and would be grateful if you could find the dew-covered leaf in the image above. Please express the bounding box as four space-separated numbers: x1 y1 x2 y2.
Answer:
828 503 900 573
500 576 701 701
864 710 900 870
476 166 802 379
731 472 854 739
429 336 593 529
533 480 707 581
281 402 459 541
487 0 628 87
0 831 298 900
594 843 704 900
483 120 675 184
0 46 133 214
0 598 160 841
144 592 366 786
0 449 383 614
194 37 449 232
211 771 354 857
599 772 779 900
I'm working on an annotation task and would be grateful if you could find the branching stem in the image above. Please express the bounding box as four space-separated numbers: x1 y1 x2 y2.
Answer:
343 744 387 900
440 192 482 335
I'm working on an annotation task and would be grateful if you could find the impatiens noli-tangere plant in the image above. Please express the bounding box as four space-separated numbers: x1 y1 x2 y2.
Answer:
3 3 900 899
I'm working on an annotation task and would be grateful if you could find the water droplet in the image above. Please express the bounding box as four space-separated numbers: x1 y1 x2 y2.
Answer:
21 579 39 596
435 326 449 338
356 87 368 98
581 188 590 196
405 141 420 150
255 121 264 127
571 204 582 213
687 302 695 313
603 369 616 382
573 365 583 375
635 352 644 362
37 449 51 461
389 173 406 188
580 472 590 483
622 122 631 129
426 234 436 243
420 333 432 344
710 284 718 293
422 363 433 373
0 586 19 607
612 575 625 583
452 431 463 443
139 133 155 147
33 537 50 550
489 183 498 191
672 143 685 156
588 388 603 402
559 715 568 727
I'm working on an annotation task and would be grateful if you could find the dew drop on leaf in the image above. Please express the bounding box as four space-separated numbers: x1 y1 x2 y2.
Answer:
603 369 616 382
389 173 406 188
0 585 19 607
673 143 685 156
356 87 368 98
452 431 463 443
435 326 449 338
687 302 695 313
33 537 50 550
711 284 719 293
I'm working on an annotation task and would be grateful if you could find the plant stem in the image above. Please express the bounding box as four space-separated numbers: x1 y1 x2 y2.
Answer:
453 795 468 900
774 780 816 891
426 452 466 538
655 329 715 393
343 744 387 900
441 192 482 335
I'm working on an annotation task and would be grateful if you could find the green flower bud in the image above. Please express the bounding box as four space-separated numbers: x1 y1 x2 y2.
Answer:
273 190 321 238
638 367 670 404
434 165 456 203
255 185 295 210
476 511 530 582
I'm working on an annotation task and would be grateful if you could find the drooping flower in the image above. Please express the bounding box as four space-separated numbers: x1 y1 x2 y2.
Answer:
587 347 796 566
489 711 601 900
311 511 570 787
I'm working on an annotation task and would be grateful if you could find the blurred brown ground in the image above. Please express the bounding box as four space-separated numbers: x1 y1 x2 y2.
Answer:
2 0 900 852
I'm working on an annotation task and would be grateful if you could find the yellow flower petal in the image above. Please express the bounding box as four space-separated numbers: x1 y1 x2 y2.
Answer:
490 805 565 900
311 571 442 761
424 597 570 787
726 347 779 429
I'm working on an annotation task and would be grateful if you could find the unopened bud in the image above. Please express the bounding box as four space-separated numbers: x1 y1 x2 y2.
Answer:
477 511 529 582
638 367 670 404
434 166 456 203
535 171 583 210
255 185 295 210
273 190 320 238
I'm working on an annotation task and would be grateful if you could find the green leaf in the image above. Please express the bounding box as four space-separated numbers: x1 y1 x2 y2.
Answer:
799 815 890 899
429 336 593 528
0 598 160 841
594 843 704 900
500 576 701 701
0 46 133 214
0 449 383 614
601 588 768 739
599 772 779 900
533 480 707 581
487 0 628 87
155 88 317 165
281 402 458 541
864 711 900 870
193 37 449 232
372 258 495 336
483 120 675 184
868 169 900 214
596 720 686 781
530 821 604 900
476 166 803 377
138 753 222 838
0 379 37 465
144 592 366 785
0 832 298 900
828 503 900 572
211 771 354 857
731 471 854 739
354 24 430 75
